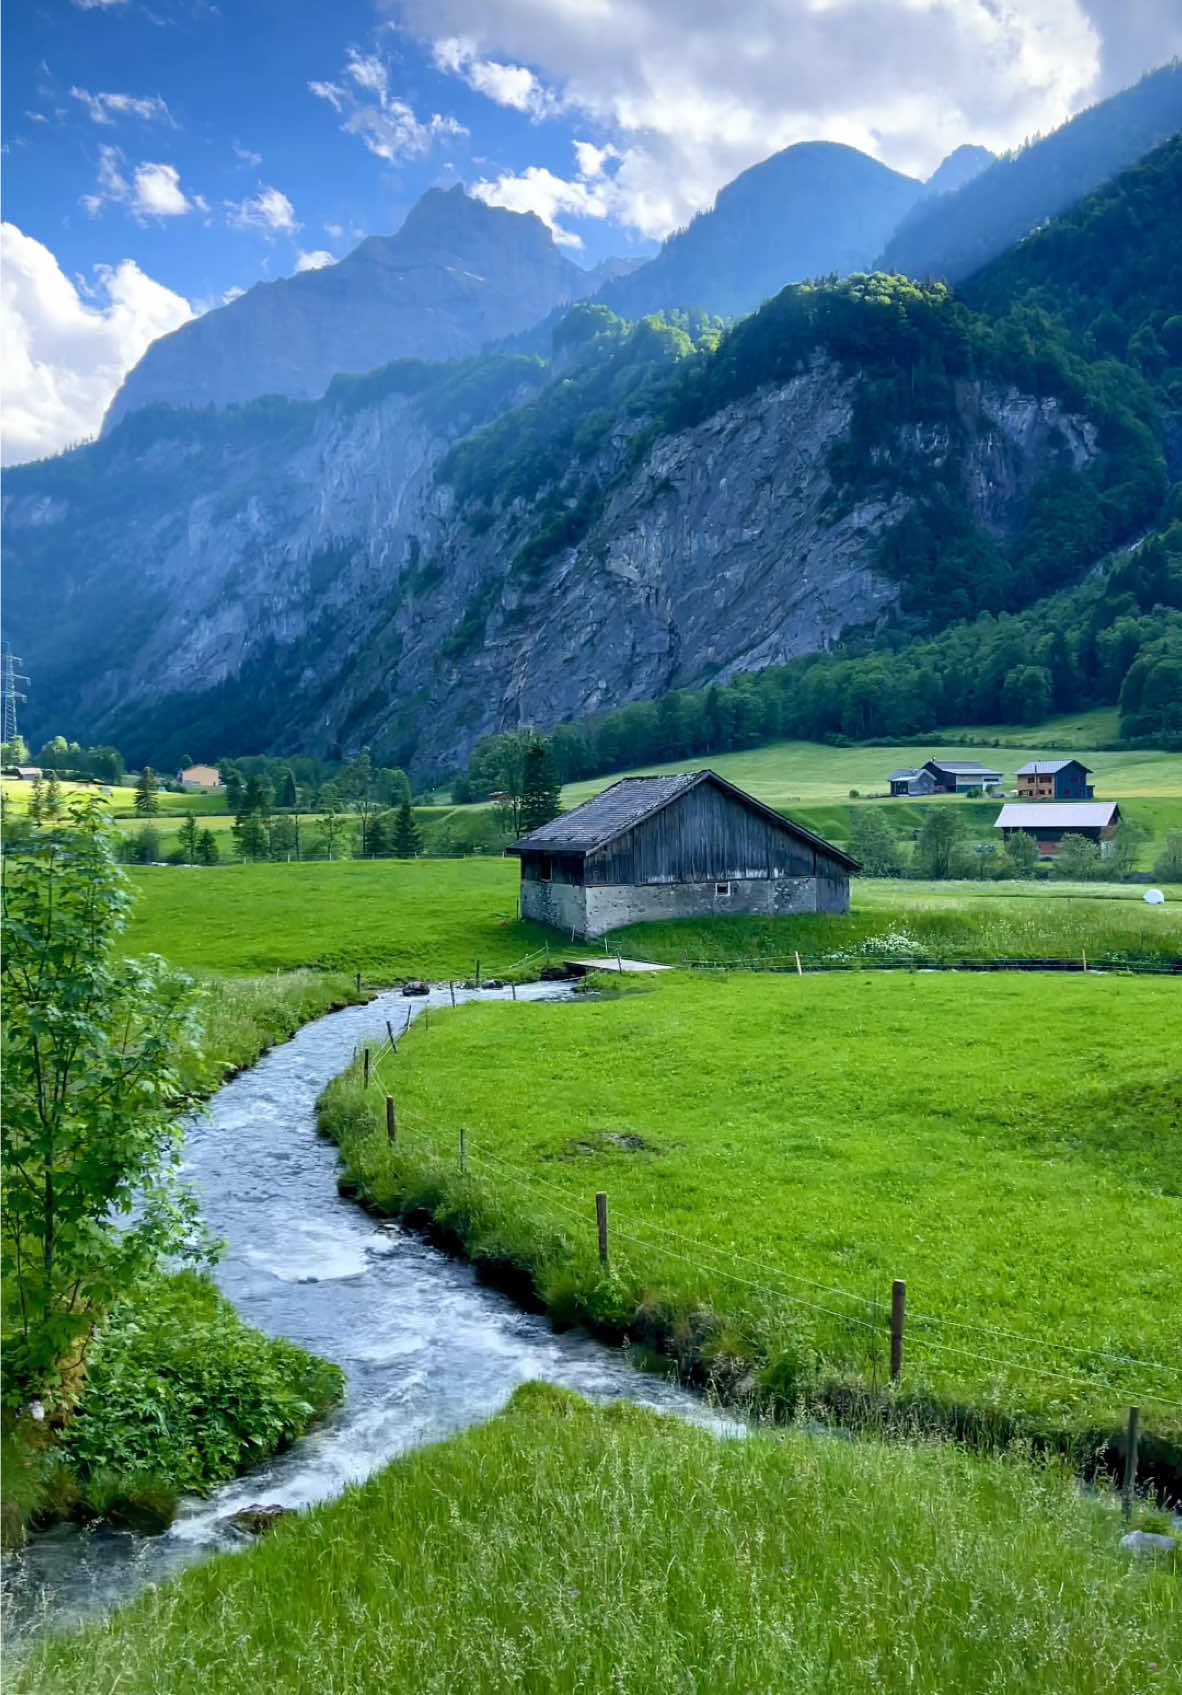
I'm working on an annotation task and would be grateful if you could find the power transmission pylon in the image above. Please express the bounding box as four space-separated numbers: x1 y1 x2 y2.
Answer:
1 640 29 746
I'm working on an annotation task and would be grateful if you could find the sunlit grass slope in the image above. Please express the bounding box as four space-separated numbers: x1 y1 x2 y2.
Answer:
15 1384 1179 1695
321 973 1182 1447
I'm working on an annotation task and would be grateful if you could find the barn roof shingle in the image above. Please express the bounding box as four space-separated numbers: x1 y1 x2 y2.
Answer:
507 770 859 869
1015 759 1091 775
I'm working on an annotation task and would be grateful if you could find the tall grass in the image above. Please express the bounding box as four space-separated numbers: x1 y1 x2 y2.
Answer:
13 1383 1179 1695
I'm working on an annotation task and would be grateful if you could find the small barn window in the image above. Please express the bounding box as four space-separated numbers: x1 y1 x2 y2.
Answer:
539 855 553 883
715 882 731 896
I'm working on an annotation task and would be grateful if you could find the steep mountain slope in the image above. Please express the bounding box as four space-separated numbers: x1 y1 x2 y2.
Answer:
961 133 1182 468
5 276 1161 775
103 188 598 429
879 62 1182 282
592 143 922 321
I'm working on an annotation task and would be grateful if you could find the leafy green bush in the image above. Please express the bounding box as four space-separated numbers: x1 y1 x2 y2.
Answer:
64 1273 343 1498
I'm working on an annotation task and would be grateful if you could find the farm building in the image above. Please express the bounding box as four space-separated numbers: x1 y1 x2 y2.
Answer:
1016 759 1094 801
14 766 43 781
923 759 1003 793
507 770 858 939
889 767 938 796
888 759 1002 795
993 800 1122 859
178 763 221 791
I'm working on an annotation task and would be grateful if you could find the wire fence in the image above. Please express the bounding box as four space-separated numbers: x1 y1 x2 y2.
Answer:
673 951 1182 977
349 1038 1182 1420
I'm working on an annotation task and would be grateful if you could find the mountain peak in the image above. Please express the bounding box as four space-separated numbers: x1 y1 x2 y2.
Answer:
925 145 995 198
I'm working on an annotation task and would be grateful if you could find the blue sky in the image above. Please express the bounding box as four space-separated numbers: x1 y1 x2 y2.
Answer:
3 0 1179 464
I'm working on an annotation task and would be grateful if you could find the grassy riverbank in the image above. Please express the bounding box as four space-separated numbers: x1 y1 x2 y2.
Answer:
319 973 1182 1466
15 1381 1180 1695
2 968 362 1548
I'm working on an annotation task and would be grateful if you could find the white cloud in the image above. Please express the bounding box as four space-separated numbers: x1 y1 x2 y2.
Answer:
225 185 300 235
324 221 345 239
80 146 198 220
1 222 193 464
233 142 263 167
132 162 190 217
70 0 128 9
70 87 174 126
432 37 556 118
295 248 335 271
309 50 468 164
472 145 618 247
395 0 1110 239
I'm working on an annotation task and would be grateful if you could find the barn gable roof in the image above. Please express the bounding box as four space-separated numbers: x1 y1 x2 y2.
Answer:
507 770 860 870
993 801 1119 829
1015 759 1091 775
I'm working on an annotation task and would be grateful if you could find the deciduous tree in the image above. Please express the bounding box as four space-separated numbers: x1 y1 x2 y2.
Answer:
1 802 205 1398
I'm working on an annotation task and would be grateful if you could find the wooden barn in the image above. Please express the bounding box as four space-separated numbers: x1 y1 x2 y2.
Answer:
507 771 858 939
993 800 1121 859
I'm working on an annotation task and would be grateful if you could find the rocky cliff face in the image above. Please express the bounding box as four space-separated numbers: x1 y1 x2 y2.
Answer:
3 353 1096 775
103 188 597 429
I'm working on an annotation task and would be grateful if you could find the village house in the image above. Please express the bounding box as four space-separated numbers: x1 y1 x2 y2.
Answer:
178 763 221 791
1016 759 1094 801
888 767 938 796
889 759 1002 795
507 770 858 939
993 800 1122 860
14 766 43 781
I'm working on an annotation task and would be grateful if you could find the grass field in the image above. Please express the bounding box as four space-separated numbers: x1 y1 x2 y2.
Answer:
120 860 549 978
320 973 1182 1455
1 779 228 818
612 883 1182 966
560 737 1182 810
119 859 1182 978
14 1382 1179 1695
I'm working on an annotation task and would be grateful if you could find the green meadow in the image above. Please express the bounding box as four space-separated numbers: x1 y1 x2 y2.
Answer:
119 858 1182 978
14 1383 1179 1695
0 778 227 818
320 972 1182 1453
559 733 1182 809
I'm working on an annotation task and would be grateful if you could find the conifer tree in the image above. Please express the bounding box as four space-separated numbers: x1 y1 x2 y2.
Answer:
196 829 220 866
393 799 422 859
178 812 200 865
134 767 159 816
519 740 562 833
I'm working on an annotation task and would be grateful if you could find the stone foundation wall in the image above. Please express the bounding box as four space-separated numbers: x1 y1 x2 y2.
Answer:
521 873 850 939
520 878 588 934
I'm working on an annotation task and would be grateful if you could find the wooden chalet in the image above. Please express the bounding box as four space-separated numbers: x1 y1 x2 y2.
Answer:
507 770 857 939
1016 759 1094 801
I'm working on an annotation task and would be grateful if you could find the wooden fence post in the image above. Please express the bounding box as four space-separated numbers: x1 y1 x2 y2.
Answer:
450 980 456 1007
460 1126 467 1174
386 1095 396 1144
511 981 517 1000
363 1048 370 1089
386 1019 396 1053
1082 948 1088 973
890 1279 906 1381
355 970 362 993
475 958 481 986
596 1191 609 1267
1122 1405 1140 1520
795 951 803 976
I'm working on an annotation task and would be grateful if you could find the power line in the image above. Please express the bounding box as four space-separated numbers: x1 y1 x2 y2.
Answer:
1 640 29 746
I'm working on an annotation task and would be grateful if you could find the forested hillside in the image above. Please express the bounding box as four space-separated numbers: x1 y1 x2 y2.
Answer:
880 62 1182 283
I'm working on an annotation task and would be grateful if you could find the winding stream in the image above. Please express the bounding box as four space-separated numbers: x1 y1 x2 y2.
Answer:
3 983 723 1642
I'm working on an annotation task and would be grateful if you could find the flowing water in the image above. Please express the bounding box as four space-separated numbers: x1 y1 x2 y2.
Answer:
3 983 725 1643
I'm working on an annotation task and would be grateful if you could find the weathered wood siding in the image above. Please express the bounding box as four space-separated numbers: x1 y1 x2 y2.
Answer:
583 782 843 885
520 851 585 885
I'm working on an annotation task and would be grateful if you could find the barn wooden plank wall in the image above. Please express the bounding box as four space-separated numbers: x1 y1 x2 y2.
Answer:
585 784 842 886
